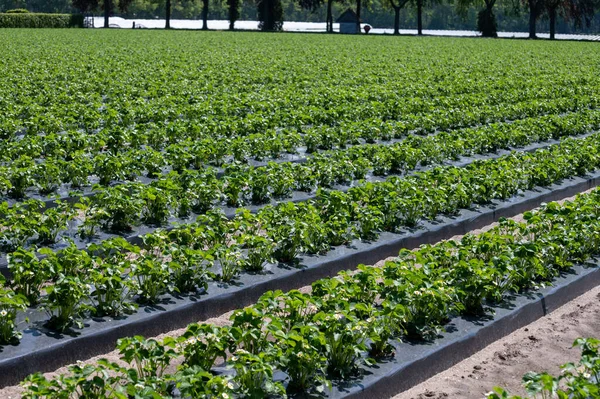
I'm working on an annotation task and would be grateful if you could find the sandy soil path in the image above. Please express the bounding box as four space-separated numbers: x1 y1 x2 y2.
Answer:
391 284 600 399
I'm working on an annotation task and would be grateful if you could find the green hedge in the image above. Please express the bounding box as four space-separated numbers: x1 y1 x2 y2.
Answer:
0 13 83 28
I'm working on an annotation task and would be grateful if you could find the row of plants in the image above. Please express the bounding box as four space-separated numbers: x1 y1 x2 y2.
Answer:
2 109 600 254
19 186 600 398
3 32 595 146
2 132 600 341
2 84 593 160
488 338 600 399
2 95 597 200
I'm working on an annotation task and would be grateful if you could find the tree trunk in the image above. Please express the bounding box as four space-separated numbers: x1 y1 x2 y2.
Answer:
417 0 423 35
265 0 271 31
166 0 172 29
202 0 209 30
356 0 361 33
528 0 537 38
394 6 400 35
326 0 333 32
104 0 110 28
549 6 556 39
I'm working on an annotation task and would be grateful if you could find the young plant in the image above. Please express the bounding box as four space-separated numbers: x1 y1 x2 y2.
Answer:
180 323 230 371
167 246 210 294
93 185 144 233
43 274 91 332
140 186 172 226
116 335 178 379
312 310 371 379
75 196 104 239
174 367 234 399
8 159 35 199
273 324 330 394
21 361 125 399
249 168 270 204
367 301 407 358
240 235 275 273
0 283 28 344
39 242 92 277
131 254 171 305
88 259 137 318
35 201 75 245
189 174 221 214
215 245 243 283
223 173 248 208
7 248 53 305
229 349 286 398
444 258 499 315
35 161 62 195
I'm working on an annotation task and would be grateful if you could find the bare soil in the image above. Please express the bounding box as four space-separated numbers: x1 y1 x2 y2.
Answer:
391 284 600 399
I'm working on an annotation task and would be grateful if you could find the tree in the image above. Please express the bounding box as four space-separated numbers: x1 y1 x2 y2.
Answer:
523 0 544 37
164 0 196 30
410 0 437 35
201 0 209 29
72 0 132 27
296 0 341 33
227 0 240 29
383 0 410 34
545 0 597 39
257 0 284 30
165 0 171 28
456 0 498 37
416 0 422 33
356 0 361 32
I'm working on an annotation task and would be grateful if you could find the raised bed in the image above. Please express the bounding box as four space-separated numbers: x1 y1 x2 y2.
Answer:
1 131 593 272
1 169 599 388
327 262 600 398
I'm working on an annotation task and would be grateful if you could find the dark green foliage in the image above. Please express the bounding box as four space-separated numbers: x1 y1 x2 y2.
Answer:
257 0 284 30
0 12 83 27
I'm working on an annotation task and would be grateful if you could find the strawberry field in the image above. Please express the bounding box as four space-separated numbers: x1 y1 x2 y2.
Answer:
2 29 600 398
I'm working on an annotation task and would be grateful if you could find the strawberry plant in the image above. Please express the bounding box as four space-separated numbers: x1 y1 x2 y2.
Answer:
140 186 172 226
273 325 330 394
215 245 243 283
180 323 230 371
313 310 371 379
93 185 144 233
88 259 137 318
240 234 275 272
7 248 53 305
116 335 178 380
174 367 234 399
166 246 210 294
43 275 91 332
0 281 28 344
229 349 286 398
131 254 171 305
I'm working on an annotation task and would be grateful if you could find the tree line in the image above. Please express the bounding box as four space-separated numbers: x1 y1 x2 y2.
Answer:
1 0 597 37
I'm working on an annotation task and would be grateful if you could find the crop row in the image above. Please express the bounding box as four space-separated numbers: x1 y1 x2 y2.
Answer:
2 108 599 255
3 33 596 144
0 132 599 344
2 94 597 202
19 184 600 398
